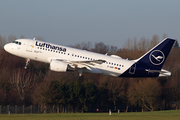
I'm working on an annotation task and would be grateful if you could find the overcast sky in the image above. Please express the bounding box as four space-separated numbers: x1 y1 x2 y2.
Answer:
0 0 180 48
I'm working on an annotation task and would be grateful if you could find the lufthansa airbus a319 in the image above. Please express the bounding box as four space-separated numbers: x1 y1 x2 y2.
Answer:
4 38 176 77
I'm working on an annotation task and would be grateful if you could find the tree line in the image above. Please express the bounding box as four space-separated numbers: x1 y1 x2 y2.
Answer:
0 34 180 112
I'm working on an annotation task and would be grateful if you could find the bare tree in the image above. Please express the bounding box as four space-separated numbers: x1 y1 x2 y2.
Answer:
10 68 36 103
32 79 53 105
8 35 16 43
162 33 168 39
124 38 133 50
138 37 148 52
150 35 159 49
0 35 6 48
36 36 45 41
109 45 117 55
93 42 109 54
128 79 162 111
73 42 93 51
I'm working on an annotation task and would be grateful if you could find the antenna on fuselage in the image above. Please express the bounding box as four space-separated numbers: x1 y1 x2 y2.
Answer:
33 37 36 40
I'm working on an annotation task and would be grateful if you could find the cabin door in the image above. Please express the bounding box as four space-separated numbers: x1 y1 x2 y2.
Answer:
129 64 136 74
26 41 35 52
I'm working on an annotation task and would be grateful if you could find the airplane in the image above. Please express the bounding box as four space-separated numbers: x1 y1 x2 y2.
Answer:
4 38 176 77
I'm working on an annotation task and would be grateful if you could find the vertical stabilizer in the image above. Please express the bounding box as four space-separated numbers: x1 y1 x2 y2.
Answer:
120 38 176 77
136 38 176 70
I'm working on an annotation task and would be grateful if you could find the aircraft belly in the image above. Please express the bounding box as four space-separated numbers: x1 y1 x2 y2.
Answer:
83 61 135 77
102 70 121 77
82 68 102 74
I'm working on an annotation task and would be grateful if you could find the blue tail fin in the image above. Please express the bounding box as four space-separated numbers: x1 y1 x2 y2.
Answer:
136 38 176 70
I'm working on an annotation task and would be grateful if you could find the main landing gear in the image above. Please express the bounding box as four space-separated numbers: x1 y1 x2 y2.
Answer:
77 69 84 82
24 58 30 69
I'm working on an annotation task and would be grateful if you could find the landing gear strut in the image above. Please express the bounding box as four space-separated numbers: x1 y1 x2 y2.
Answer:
24 58 30 69
77 69 84 82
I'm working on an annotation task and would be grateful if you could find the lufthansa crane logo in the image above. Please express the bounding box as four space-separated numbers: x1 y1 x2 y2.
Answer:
149 50 165 65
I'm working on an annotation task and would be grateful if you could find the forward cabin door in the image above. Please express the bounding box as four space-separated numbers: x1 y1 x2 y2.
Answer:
26 41 35 52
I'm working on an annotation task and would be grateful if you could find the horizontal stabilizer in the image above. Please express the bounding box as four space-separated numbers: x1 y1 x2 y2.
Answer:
146 69 171 77
145 69 166 73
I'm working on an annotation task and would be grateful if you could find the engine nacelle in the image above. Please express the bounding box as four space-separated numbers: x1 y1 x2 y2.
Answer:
50 60 68 72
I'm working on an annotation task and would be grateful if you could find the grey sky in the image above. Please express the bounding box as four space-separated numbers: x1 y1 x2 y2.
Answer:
0 0 180 48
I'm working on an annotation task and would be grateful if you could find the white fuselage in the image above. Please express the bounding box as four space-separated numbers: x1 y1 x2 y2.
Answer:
4 39 135 77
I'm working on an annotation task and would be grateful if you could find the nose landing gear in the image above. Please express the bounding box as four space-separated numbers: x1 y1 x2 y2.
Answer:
24 58 30 69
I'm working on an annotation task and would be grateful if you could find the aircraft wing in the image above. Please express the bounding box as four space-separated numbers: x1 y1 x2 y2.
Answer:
70 59 106 64
56 59 106 70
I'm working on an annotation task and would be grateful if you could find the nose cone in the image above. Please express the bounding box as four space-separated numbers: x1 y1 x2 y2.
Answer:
4 43 16 54
4 44 10 52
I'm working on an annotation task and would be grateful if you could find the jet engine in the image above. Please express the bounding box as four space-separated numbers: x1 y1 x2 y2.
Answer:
50 59 68 72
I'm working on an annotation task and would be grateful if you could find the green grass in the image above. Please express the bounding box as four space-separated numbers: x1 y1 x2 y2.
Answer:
0 110 180 120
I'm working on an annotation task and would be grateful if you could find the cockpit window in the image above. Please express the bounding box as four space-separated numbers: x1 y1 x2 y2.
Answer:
13 41 17 44
13 41 21 45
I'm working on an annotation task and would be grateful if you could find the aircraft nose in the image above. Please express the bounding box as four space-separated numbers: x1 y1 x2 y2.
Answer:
4 44 9 52
4 44 14 53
